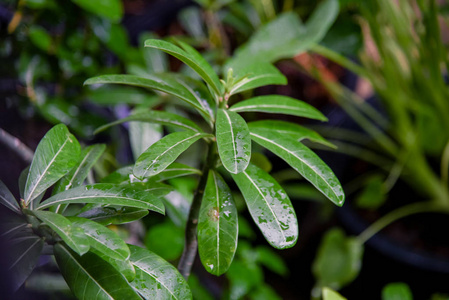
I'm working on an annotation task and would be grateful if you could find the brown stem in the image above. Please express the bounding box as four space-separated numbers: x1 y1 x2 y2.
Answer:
0 128 34 164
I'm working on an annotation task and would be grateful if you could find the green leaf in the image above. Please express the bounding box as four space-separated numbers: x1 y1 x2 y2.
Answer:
54 243 141 300
29 26 52 52
313 228 363 290
85 74 214 123
88 86 160 106
232 163 298 249
250 127 345 206
68 217 130 260
198 171 238 276
37 183 165 214
216 109 251 174
230 95 327 121
250 152 272 173
355 175 386 210
248 120 336 149
5 233 44 292
93 253 136 282
130 121 162 161
32 210 89 255
0 212 29 240
77 206 149 225
128 182 174 198
144 220 185 261
382 283 413 300
128 245 192 299
228 63 287 95
24 124 81 206
145 39 222 96
255 246 289 276
139 33 169 73
0 180 20 213
94 110 202 134
323 287 347 300
303 0 339 45
134 131 212 178
151 163 202 182
71 0 123 22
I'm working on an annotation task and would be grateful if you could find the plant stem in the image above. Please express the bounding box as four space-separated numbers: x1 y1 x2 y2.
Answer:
178 142 217 279
357 201 449 244
0 128 34 163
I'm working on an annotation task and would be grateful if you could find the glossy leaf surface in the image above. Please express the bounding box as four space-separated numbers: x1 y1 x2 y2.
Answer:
68 217 130 260
32 210 89 255
198 171 238 275
145 39 222 96
24 124 81 206
38 183 165 214
216 109 251 174
134 131 212 178
230 95 327 121
151 163 202 182
232 163 298 249
77 206 149 225
229 63 287 95
5 233 43 292
85 74 214 122
128 245 192 299
248 120 335 148
93 252 136 282
54 243 141 300
313 228 363 290
250 127 345 206
94 110 202 134
0 180 20 213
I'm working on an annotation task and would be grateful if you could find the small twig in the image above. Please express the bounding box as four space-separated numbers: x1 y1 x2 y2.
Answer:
0 128 34 164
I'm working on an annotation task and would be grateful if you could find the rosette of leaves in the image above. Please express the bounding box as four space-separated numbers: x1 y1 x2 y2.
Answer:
0 124 191 299
85 38 345 281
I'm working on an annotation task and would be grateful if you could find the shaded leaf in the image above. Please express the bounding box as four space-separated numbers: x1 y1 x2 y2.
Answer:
77 206 149 225
323 288 347 300
250 127 345 206
313 228 363 290
255 246 288 276
32 210 89 255
230 95 327 121
85 74 214 122
5 233 44 292
128 245 192 299
216 109 251 174
145 39 222 96
232 163 298 249
94 110 202 134
198 171 238 275
38 183 165 214
87 86 161 106
54 243 141 300
151 163 202 182
134 131 212 178
71 0 123 22
248 120 335 149
229 63 287 95
130 121 163 161
24 124 81 207
144 220 184 261
0 180 20 213
68 217 130 260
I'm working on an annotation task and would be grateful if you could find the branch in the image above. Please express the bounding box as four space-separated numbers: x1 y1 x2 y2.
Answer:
0 128 34 164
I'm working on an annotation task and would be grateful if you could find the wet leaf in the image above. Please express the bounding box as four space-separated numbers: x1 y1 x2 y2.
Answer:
198 171 238 275
216 109 251 174
232 163 298 249
134 131 212 178
77 206 149 226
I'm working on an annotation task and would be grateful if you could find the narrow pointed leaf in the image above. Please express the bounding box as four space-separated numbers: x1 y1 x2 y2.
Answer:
128 182 174 197
24 124 81 206
68 217 130 260
232 163 298 249
128 245 192 300
230 95 327 121
248 120 336 148
84 74 213 122
0 212 30 240
229 63 287 95
0 180 20 213
5 234 44 292
95 253 136 282
145 39 222 96
37 183 165 213
53 144 106 194
134 131 212 178
216 109 251 174
32 210 89 255
77 206 149 225
130 121 163 160
250 127 345 206
198 171 238 276
54 243 141 300
94 110 202 134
